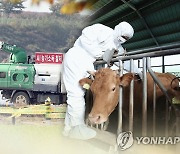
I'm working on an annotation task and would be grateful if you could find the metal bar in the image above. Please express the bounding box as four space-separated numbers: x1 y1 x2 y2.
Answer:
142 57 147 136
117 60 124 134
96 42 180 62
176 115 180 153
138 60 140 68
96 124 98 129
139 63 180 68
101 123 104 130
176 116 180 136
97 43 180 62
121 0 159 46
118 48 180 61
147 58 171 103
95 48 180 65
165 99 169 137
162 56 165 73
153 81 156 137
127 42 180 55
95 42 180 65
129 59 134 132
107 42 180 60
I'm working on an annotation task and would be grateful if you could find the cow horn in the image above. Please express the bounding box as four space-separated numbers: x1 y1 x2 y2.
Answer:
87 71 95 80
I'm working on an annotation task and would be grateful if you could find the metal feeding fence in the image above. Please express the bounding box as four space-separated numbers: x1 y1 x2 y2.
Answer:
93 43 180 137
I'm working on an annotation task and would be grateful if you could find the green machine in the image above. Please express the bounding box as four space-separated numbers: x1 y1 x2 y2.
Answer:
0 42 35 89
0 42 65 107
1 42 27 64
0 42 35 106
0 63 35 89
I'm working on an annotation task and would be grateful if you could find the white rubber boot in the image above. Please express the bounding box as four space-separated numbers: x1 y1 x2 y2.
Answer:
68 125 96 140
63 125 71 137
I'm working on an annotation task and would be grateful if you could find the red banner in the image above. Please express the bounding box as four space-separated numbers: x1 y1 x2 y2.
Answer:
35 52 64 64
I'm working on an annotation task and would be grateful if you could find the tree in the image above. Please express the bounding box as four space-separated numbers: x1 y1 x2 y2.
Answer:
0 0 25 16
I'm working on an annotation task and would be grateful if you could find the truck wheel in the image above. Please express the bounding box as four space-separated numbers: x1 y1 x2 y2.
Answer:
12 92 30 108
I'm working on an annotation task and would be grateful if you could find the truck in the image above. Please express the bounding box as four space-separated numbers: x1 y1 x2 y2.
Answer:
0 42 66 106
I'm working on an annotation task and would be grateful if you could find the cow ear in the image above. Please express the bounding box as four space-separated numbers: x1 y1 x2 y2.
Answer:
79 78 93 90
119 73 134 87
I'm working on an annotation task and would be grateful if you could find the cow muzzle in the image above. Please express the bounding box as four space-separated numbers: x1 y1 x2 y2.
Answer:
88 113 108 124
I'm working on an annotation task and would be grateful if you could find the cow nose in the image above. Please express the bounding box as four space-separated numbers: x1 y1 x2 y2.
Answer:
88 113 102 124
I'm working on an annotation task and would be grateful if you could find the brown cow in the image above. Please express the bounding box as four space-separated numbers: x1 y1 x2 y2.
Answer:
79 68 179 125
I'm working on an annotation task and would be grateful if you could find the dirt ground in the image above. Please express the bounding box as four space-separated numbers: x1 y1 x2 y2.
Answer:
0 114 179 154
0 115 111 154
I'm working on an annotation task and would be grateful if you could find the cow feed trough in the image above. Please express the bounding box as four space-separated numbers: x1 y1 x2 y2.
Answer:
87 43 180 152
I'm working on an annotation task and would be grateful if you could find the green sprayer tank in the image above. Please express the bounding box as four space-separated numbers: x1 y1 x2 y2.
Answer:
1 42 27 64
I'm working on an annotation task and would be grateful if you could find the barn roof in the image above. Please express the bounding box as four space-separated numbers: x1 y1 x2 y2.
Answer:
86 0 180 52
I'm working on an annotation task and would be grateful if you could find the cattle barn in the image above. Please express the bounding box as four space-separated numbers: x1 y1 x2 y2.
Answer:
83 0 180 152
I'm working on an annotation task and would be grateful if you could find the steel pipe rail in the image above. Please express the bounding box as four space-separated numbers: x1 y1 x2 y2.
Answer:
95 42 180 62
142 57 147 136
127 42 180 55
117 60 124 134
146 57 172 103
153 81 156 137
165 99 169 137
129 59 134 132
95 47 180 65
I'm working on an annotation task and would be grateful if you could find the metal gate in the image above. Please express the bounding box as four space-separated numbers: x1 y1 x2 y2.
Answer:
93 43 180 137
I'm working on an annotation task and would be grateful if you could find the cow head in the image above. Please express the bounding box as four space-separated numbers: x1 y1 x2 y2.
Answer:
79 68 133 124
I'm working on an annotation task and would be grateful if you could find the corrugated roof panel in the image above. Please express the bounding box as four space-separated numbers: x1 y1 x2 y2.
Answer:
106 11 138 28
123 38 156 50
139 0 174 15
101 1 163 28
132 20 180 41
93 0 111 10
157 32 180 44
92 4 131 24
89 0 180 51
151 21 180 37
129 30 150 42
130 0 144 5
144 3 180 28
125 31 180 51
105 1 179 30
130 18 145 31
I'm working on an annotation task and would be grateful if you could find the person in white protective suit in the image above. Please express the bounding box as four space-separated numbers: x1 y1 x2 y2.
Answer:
63 21 142 140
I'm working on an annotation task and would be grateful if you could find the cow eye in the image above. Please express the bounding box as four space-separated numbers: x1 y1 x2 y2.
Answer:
112 87 116 91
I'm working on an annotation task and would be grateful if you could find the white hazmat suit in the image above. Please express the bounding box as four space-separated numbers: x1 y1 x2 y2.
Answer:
63 22 141 140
